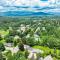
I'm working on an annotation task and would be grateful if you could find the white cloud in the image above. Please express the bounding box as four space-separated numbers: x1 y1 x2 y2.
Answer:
0 0 60 13
43 8 60 13
0 0 50 7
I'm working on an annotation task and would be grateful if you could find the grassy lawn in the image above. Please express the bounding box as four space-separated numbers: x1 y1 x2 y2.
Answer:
0 30 9 43
33 46 60 60
0 39 5 43
0 30 9 35
33 46 54 54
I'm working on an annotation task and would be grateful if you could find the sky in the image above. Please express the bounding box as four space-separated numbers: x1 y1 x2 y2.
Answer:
0 0 60 14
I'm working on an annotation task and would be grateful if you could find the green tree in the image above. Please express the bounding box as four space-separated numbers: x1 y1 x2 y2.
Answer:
0 34 3 41
25 50 29 59
0 43 5 51
0 52 6 60
18 40 24 51
26 37 36 46
5 35 13 43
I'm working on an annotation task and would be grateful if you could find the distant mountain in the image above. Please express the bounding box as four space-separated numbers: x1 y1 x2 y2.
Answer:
0 11 53 16
47 12 60 15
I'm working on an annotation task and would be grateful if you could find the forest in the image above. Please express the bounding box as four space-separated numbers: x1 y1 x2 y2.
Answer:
0 16 60 60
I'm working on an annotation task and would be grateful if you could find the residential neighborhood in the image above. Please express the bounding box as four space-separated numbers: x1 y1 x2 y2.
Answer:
0 16 60 60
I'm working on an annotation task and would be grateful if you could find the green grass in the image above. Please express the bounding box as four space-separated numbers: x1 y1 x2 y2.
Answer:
0 30 9 43
33 46 53 53
0 39 5 43
33 46 60 60
0 30 9 35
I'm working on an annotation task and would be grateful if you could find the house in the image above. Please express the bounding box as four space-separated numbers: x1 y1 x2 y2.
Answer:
34 34 40 41
26 34 30 38
4 43 13 47
42 27 46 30
20 24 26 32
14 35 20 40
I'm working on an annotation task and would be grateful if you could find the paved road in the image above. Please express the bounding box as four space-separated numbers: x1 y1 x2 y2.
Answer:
24 45 43 53
4 44 53 60
5 46 19 54
24 45 43 60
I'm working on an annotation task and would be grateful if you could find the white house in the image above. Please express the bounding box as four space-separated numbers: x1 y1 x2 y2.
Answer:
20 24 26 32
34 34 40 41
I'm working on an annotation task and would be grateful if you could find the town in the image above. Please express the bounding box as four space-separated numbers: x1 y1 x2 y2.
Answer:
0 16 60 60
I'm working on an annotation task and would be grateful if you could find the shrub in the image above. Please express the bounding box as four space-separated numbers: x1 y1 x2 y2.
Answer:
0 52 6 60
18 41 24 51
25 50 29 59
0 43 5 51
26 37 36 46
4 35 13 43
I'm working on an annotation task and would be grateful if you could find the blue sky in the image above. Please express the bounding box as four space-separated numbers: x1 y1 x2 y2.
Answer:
0 0 60 14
